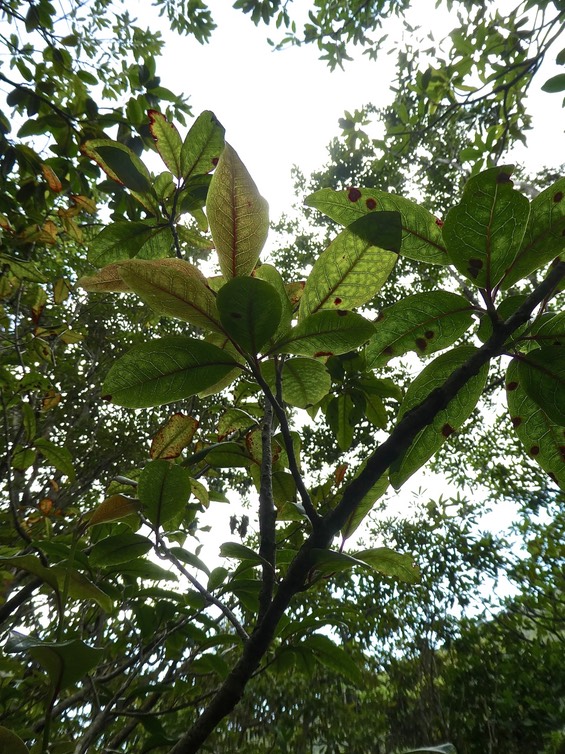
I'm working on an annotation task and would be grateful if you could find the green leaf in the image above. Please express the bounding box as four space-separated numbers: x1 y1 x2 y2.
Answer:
299 216 398 319
118 258 223 332
365 291 475 367
262 357 331 409
109 560 177 581
443 166 530 289
505 360 565 489
390 346 489 488
102 336 240 408
325 394 362 451
82 139 153 194
151 413 199 459
271 310 375 357
89 532 153 567
51 567 113 612
87 494 140 527
205 442 253 467
207 143 269 278
530 311 565 347
216 277 282 353
138 460 192 528
541 73 565 93
254 264 294 342
0 554 59 592
33 438 75 482
501 177 565 289
302 634 363 685
5 632 104 691
168 546 210 576
0 253 45 282
517 347 565 425
180 110 225 180
305 187 448 264
310 548 368 574
148 110 183 177
354 547 420 583
220 542 265 566
0 726 30 754
403 746 457 754
88 221 171 266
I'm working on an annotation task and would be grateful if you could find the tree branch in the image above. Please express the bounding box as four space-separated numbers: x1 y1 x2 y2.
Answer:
167 260 565 754
257 398 276 623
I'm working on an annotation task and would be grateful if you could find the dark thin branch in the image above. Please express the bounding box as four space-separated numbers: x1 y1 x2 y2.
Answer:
167 261 565 754
257 399 276 624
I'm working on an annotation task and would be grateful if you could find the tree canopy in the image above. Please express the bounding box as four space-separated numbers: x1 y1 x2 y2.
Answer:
0 1 564 753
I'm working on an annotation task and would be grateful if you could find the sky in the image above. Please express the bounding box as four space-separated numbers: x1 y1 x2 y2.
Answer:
154 0 565 222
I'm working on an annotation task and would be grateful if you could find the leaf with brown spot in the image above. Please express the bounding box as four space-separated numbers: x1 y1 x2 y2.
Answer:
506 360 565 489
150 414 199 460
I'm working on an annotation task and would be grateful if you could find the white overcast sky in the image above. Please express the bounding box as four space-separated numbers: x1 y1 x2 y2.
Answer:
153 0 564 219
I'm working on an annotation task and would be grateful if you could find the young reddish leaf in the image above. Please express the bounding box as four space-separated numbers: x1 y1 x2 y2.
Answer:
151 413 199 459
148 110 183 177
41 163 62 192
207 143 269 278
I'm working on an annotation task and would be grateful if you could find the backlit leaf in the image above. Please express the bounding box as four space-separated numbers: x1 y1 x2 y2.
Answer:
180 110 225 180
443 166 530 289
151 413 199 459
148 110 183 177
119 258 223 332
517 346 565 425
506 359 565 489
501 176 565 289
302 634 363 685
87 494 140 527
354 547 420 583
270 309 375 357
102 336 240 408
138 460 192 528
207 143 269 278
90 532 153 567
341 472 389 540
33 438 75 481
305 187 448 264
5 632 104 691
82 139 153 194
390 346 489 488
217 276 282 353
299 215 399 318
88 222 172 266
365 291 475 367
262 358 331 409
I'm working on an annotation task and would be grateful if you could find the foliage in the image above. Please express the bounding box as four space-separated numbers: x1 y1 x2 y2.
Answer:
1 2 565 754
